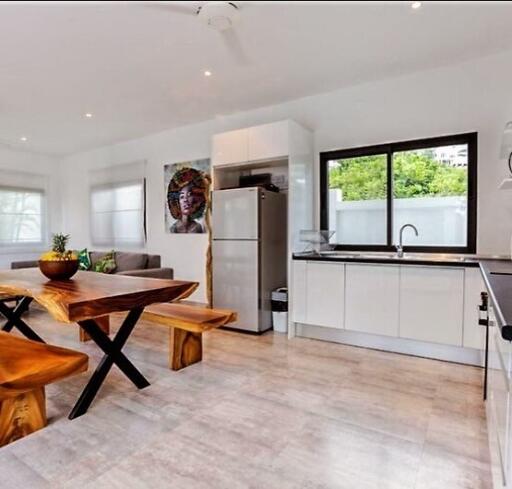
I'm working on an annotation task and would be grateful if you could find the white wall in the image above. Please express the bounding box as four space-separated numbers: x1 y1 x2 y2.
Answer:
0 146 62 269
59 50 512 300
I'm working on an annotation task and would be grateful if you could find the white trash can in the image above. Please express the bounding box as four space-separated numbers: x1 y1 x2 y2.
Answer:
271 287 288 334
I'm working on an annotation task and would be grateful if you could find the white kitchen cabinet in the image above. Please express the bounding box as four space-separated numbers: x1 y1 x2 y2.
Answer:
304 262 344 329
211 128 248 167
399 266 464 346
345 264 400 337
487 328 512 487
463 267 487 350
212 121 293 168
291 260 307 324
248 121 289 162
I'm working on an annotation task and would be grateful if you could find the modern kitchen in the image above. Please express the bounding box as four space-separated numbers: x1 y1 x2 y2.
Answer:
2 2 512 488
209 117 512 488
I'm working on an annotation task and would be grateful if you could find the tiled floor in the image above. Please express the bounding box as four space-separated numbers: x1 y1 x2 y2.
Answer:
1 307 491 488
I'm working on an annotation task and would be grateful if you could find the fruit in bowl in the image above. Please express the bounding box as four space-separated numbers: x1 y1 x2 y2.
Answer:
39 233 79 280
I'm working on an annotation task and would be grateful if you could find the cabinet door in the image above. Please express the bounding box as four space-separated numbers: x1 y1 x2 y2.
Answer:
399 266 464 346
463 267 486 349
487 329 511 486
305 262 344 329
248 121 289 162
345 264 399 337
212 128 248 167
291 261 307 323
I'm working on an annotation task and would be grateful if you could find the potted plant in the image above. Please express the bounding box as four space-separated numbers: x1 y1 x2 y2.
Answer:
38 234 79 280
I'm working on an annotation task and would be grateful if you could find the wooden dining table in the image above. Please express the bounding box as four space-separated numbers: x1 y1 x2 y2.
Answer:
0 268 198 419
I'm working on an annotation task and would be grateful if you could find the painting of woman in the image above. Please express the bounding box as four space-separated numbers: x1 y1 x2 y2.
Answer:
165 160 210 234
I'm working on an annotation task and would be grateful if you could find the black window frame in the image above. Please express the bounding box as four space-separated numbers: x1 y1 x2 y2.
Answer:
320 132 477 254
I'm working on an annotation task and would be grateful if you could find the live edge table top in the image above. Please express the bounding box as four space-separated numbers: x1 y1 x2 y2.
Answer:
0 269 199 324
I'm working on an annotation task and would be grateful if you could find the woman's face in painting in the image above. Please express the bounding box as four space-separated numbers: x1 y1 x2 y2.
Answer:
178 184 201 217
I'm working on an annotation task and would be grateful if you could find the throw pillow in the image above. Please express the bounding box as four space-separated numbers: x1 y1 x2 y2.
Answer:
77 248 91 271
94 251 117 274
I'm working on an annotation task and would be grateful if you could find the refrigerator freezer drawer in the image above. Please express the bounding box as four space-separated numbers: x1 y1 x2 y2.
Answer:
212 240 260 332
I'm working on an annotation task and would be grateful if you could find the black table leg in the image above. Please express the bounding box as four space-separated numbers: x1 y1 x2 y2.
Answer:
69 307 150 419
0 297 44 343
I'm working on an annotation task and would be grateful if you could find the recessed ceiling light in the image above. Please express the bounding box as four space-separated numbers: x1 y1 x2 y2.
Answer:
204 70 212 77
84 113 93 118
411 1 422 9
20 136 27 142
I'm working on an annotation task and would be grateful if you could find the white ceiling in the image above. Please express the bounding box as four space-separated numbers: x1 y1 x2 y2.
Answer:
1 1 512 155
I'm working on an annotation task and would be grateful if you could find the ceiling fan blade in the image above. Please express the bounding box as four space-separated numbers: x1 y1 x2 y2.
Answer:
220 29 249 66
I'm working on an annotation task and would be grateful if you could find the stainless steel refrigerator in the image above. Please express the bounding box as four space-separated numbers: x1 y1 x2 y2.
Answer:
212 187 287 333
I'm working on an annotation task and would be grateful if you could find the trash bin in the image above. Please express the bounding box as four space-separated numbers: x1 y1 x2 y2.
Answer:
271 287 288 333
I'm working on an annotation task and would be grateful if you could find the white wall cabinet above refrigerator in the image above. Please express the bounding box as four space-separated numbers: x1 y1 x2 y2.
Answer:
247 121 289 163
211 128 249 167
212 120 292 167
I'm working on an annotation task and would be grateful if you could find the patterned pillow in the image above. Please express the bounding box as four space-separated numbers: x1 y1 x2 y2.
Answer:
77 248 91 271
94 251 117 274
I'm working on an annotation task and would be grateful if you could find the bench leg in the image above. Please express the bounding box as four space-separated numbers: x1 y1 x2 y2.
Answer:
0 388 46 447
79 315 110 342
169 328 203 371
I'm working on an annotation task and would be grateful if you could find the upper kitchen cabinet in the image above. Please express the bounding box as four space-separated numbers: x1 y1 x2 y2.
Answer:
247 121 289 163
211 120 306 168
212 128 249 167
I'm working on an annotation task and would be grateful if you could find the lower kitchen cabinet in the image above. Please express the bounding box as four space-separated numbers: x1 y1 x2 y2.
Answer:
487 328 512 487
305 262 345 329
291 260 307 323
463 267 486 349
345 264 400 337
399 266 464 346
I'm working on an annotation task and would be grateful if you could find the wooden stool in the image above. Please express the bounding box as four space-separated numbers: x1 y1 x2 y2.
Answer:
142 303 237 371
0 332 88 447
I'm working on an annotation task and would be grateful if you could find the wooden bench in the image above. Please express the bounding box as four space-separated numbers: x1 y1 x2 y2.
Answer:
0 332 88 446
142 303 237 371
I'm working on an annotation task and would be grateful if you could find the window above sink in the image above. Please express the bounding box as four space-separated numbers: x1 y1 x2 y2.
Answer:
319 132 477 254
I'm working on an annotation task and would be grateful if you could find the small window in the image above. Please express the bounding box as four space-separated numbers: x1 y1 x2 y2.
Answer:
320 133 477 253
0 186 46 246
90 180 146 248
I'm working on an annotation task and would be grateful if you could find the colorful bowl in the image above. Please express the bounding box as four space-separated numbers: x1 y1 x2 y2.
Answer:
38 259 79 280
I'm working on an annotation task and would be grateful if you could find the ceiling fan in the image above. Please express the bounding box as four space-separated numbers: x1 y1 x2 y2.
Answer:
145 1 248 65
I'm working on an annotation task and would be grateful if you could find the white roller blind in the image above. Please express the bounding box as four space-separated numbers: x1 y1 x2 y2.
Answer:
89 162 146 248
0 170 48 247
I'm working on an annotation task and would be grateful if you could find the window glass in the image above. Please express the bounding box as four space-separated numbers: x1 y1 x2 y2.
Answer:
327 154 387 245
392 145 468 247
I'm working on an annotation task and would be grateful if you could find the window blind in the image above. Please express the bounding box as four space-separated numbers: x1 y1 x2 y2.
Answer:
89 161 146 248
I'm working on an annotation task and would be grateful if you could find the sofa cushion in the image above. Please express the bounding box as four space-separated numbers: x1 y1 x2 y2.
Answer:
77 248 91 271
93 251 116 274
89 251 110 269
114 252 148 272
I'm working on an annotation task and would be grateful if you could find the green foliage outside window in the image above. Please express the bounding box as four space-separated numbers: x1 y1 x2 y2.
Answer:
328 151 467 201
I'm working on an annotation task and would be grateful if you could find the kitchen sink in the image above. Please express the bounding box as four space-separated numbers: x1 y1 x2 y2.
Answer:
317 250 479 263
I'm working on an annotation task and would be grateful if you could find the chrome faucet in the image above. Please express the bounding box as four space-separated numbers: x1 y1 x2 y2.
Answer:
396 224 419 258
